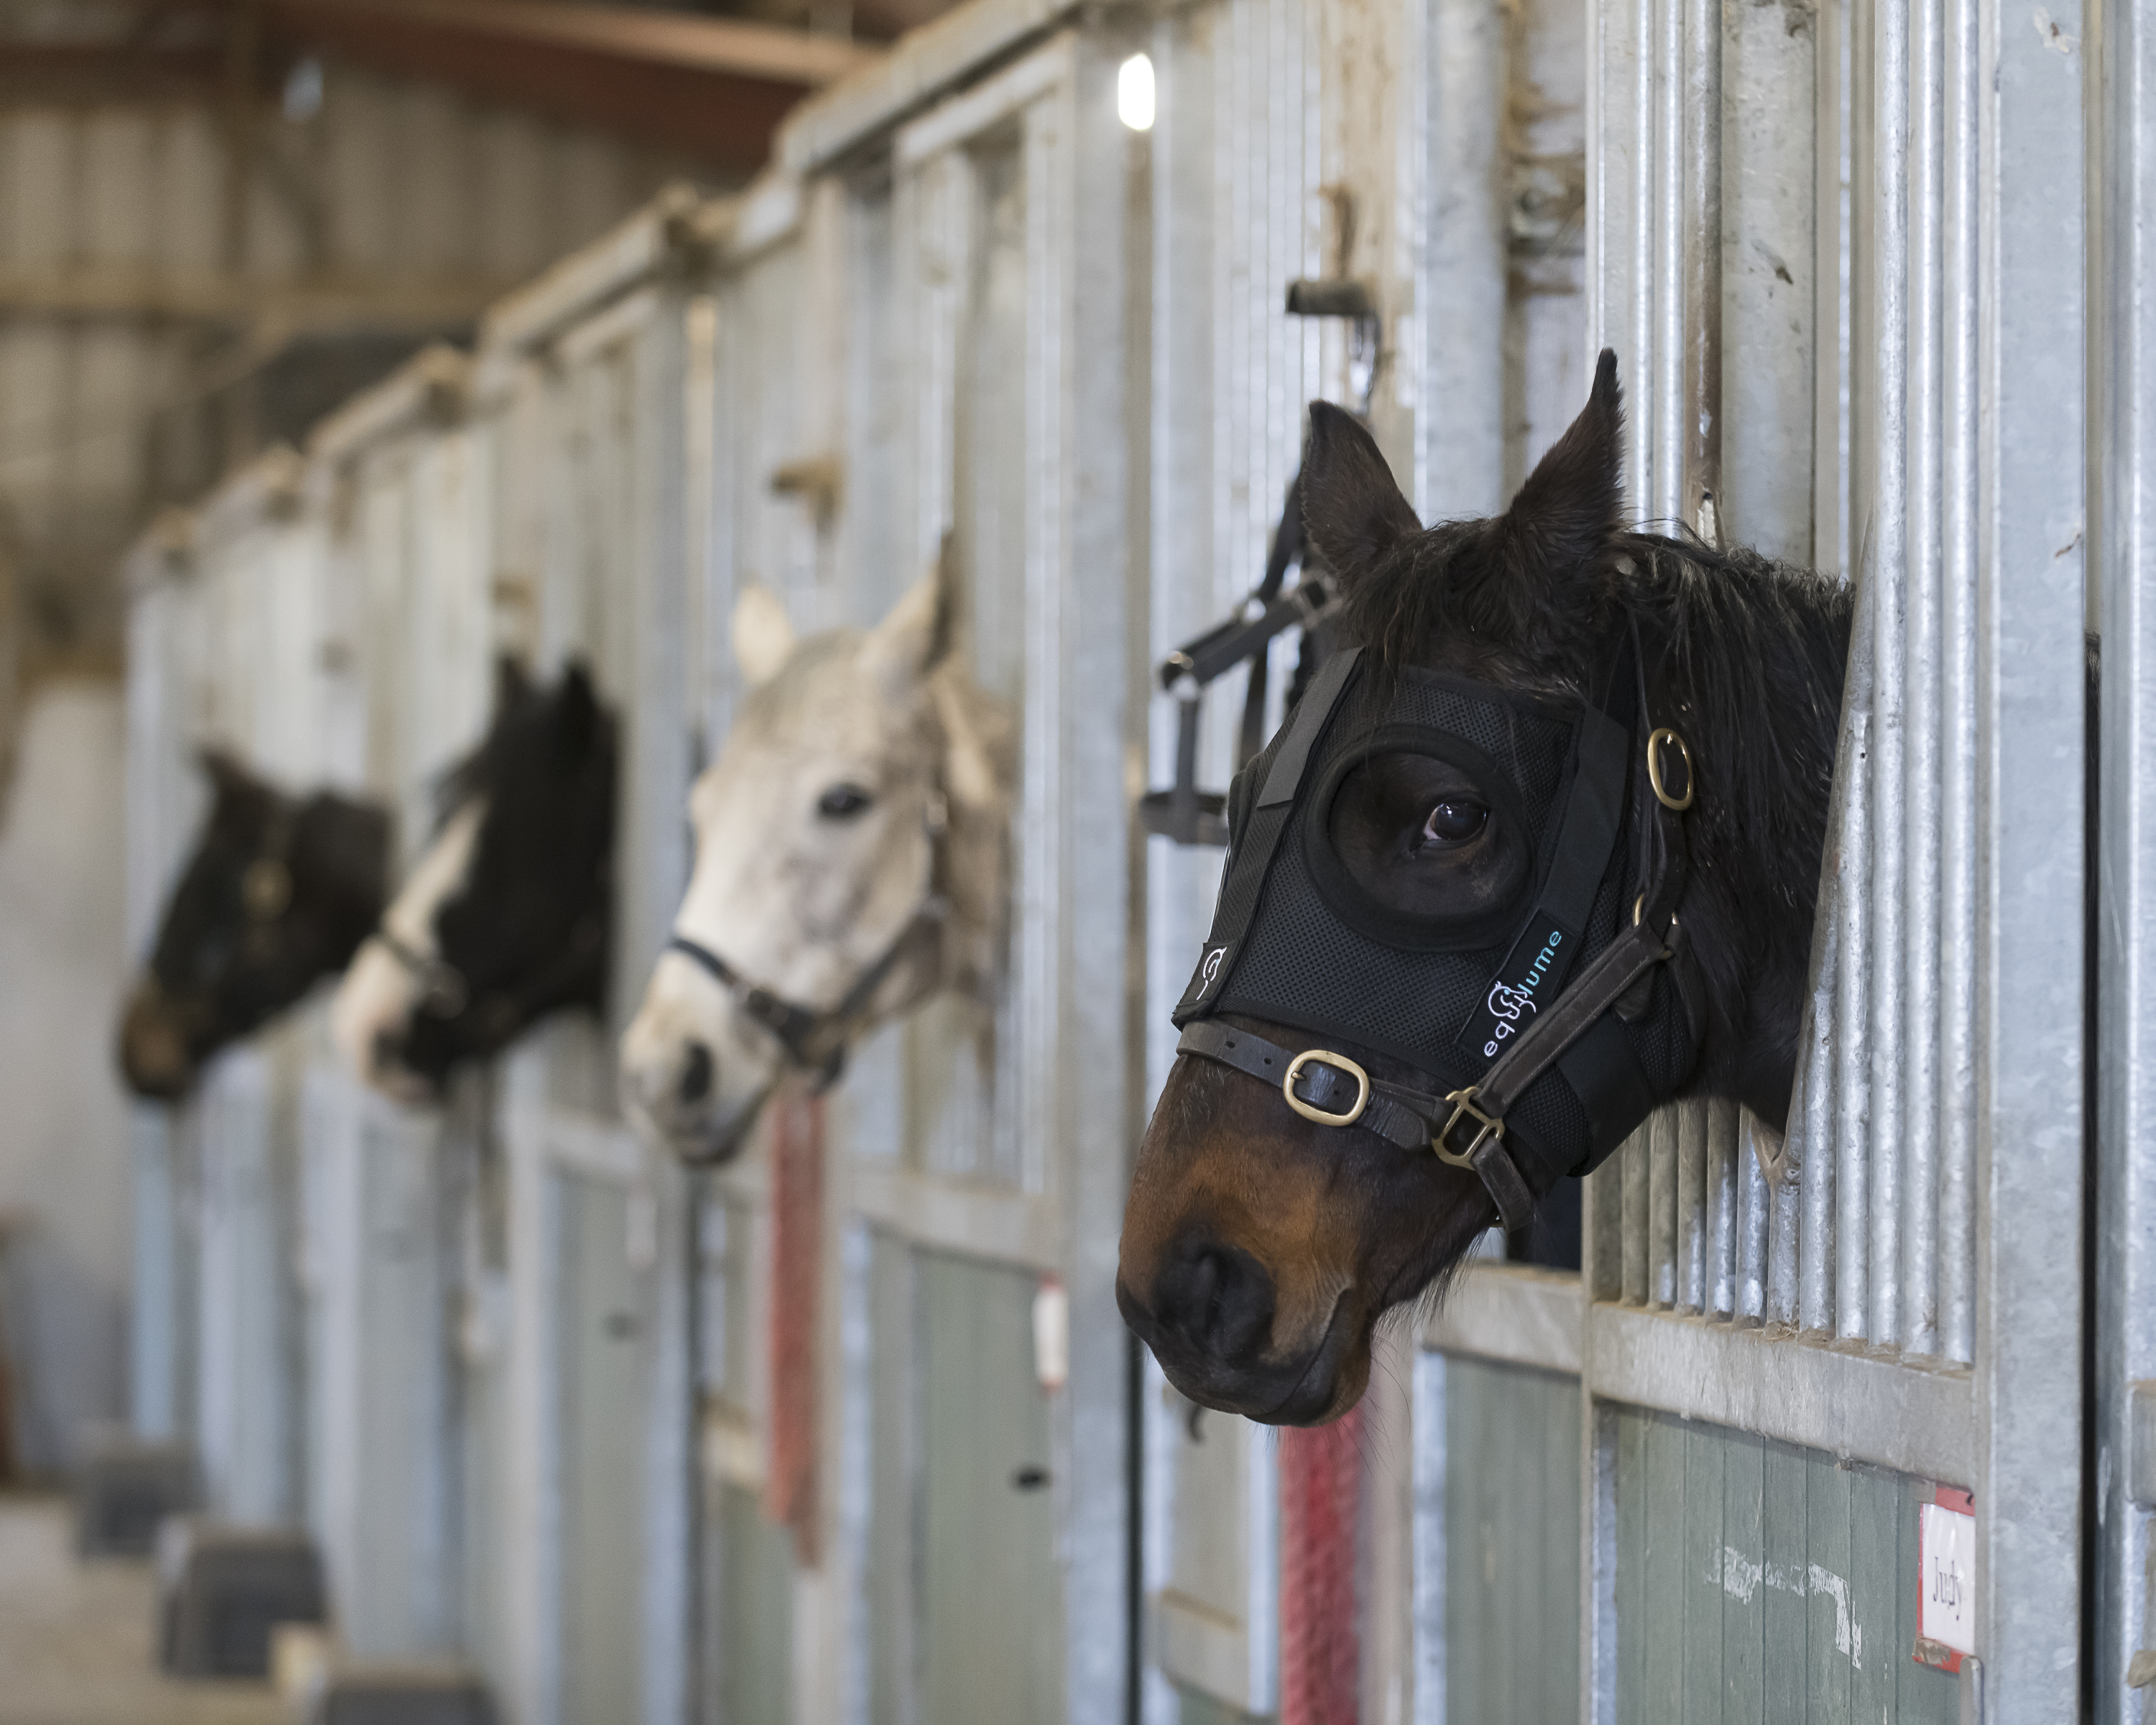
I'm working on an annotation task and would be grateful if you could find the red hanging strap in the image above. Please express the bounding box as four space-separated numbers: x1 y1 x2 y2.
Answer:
1278 1406 1363 1725
764 1086 824 1567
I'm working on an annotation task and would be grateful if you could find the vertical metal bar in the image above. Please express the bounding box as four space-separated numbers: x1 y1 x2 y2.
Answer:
1934 0 1979 1373
1674 1100 1705 1313
131 1108 182 1438
1679 0 1720 533
1651 0 1684 525
1735 1112 1769 1325
1864 0 1909 1352
1804 543 1876 1335
1062 43 1137 1725
1815 0 1858 578
1579 1401 1618 1725
1716 0 1819 561
1631 0 1657 512
1831 551 1874 1342
2093 0 2156 1706
1969 0 2085 1700
1621 1124 1649 1306
1705 1098 1737 1320
1648 1107 1678 1308
1586 1159 1626 1306
1421 0 1508 521
1897 0 1945 1360
1412 1352 1448 1725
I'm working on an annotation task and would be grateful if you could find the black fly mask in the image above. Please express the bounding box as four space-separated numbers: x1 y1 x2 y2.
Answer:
1171 619 1705 1230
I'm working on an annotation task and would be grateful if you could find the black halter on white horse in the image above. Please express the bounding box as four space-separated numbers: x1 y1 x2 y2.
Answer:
1169 612 1703 1232
663 784 951 1123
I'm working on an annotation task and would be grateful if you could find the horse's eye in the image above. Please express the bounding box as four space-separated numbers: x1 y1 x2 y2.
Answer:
1421 801 1488 846
818 783 874 819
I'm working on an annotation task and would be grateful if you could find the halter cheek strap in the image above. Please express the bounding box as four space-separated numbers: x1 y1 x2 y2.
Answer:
665 898 944 1090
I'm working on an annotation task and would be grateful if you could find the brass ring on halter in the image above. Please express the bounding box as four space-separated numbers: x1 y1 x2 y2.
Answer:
1283 1049 1370 1127
1434 1087 1504 1167
241 857 293 921
1646 727 1695 811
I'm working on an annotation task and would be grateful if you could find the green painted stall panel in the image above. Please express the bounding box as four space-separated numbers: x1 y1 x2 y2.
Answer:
915 1247 1061 1724
1442 1354 1583 1725
707 1481 793 1725
1179 1684 1266 1725
558 1172 651 1725
1613 1405 1959 1725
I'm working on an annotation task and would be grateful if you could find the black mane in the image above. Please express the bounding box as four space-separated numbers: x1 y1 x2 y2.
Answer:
1332 517 1855 1126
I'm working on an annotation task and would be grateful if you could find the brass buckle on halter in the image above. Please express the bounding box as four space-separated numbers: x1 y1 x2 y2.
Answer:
1434 1087 1504 1166
1646 727 1695 811
1283 1049 1370 1126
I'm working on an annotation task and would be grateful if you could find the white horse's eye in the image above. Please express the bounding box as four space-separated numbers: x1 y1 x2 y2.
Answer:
818 783 875 819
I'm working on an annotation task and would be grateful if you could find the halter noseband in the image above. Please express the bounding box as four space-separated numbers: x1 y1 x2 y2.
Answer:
1172 620 1700 1235
665 898 946 1090
372 926 471 1018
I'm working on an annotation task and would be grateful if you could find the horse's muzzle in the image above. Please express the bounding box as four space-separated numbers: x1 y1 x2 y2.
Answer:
1118 1256 1363 1426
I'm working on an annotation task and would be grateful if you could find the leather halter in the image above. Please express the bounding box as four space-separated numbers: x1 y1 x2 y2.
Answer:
665 786 954 1092
666 900 946 1090
1174 620 1698 1234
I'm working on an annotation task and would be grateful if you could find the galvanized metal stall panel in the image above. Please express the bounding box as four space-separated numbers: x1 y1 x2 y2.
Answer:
302 346 490 1669
1132 0 1456 1710
691 18 1145 1715
1420 0 2092 1715
473 191 711 1725
122 519 209 1448
177 447 352 1531
2091 1 2156 1719
694 190 814 1724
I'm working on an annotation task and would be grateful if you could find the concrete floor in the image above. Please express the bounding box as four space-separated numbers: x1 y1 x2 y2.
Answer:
0 1494 287 1725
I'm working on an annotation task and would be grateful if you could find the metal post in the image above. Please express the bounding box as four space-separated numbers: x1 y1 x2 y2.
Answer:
1968 0 2086 1706
2091 0 2156 1708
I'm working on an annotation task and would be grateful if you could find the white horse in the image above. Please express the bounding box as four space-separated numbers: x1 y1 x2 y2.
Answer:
620 571 1013 1162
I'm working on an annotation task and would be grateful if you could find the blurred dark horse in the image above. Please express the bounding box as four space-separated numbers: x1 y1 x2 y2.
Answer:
333 661 617 1099
118 755 390 1100
1119 353 1855 1425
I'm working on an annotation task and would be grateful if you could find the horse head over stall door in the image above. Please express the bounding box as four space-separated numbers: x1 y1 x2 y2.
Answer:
118 752 390 1099
1119 353 1853 1422
619 567 1013 1162
331 658 618 1098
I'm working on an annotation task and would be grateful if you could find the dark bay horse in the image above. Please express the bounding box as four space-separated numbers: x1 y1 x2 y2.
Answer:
118 754 390 1100
332 661 616 1098
1118 351 1853 1424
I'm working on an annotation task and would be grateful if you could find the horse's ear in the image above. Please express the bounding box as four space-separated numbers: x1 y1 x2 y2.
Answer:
732 586 796 688
1299 402 1422 582
861 569 953 698
494 654 533 716
1489 348 1626 586
198 747 251 802
554 661 602 755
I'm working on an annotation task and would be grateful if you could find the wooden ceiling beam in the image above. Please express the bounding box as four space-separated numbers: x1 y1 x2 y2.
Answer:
0 42 228 104
259 0 876 168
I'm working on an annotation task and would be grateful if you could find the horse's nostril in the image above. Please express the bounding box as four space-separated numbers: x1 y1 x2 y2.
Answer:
1155 1236 1276 1363
679 1041 714 1105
